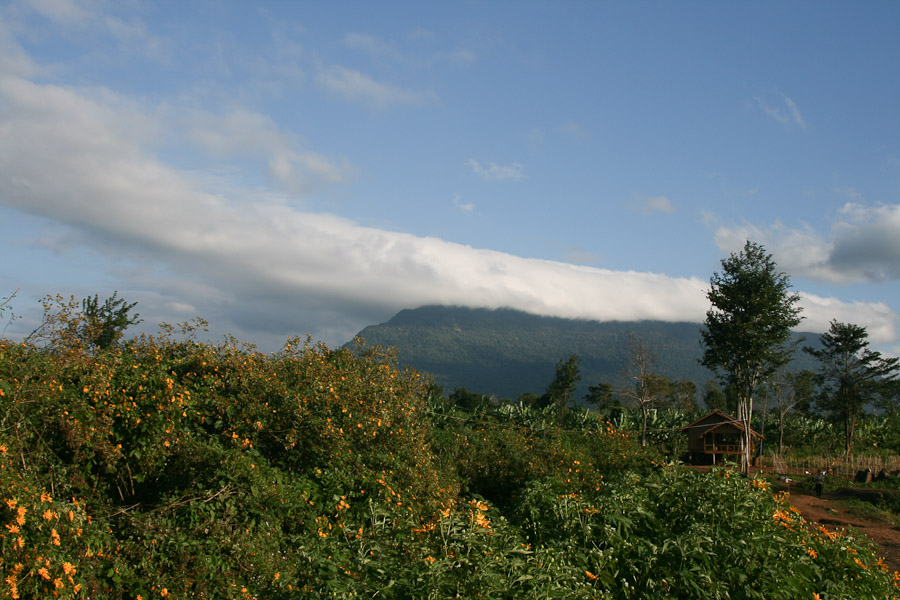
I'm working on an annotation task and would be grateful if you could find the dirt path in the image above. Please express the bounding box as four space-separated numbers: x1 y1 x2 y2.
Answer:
781 485 900 572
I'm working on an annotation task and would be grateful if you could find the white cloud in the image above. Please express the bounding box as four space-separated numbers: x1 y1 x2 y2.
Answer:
437 47 477 65
632 195 675 215
343 33 404 63
316 64 437 109
21 0 172 62
466 158 525 181
452 195 475 213
186 108 350 194
754 91 810 131
715 201 900 284
408 27 436 43
24 0 92 24
1 70 895 349
559 120 588 140
563 246 599 266
797 292 896 345
0 17 38 77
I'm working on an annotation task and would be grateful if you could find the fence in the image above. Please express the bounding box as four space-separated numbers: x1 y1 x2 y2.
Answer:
769 454 900 480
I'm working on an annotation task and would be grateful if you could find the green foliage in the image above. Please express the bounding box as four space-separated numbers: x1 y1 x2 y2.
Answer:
702 241 803 472
540 353 581 420
80 291 142 350
806 320 900 453
1 299 899 599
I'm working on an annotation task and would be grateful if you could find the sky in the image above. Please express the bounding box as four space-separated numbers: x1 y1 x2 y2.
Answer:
2 0 900 354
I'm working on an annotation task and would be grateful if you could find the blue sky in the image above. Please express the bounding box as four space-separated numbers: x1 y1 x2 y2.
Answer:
2 0 900 353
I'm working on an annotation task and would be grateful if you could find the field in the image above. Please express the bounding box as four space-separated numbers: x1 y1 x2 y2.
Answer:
2 305 899 599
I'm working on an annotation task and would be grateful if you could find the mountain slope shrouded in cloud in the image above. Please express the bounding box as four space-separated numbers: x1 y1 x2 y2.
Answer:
350 305 821 401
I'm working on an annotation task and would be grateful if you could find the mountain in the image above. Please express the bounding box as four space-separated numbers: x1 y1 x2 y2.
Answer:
350 305 821 402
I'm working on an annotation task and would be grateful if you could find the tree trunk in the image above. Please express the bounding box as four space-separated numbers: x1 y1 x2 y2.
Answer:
778 414 785 457
640 403 648 448
844 413 854 455
739 395 753 475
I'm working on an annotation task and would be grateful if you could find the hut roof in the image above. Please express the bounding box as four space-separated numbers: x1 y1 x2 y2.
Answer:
679 409 764 439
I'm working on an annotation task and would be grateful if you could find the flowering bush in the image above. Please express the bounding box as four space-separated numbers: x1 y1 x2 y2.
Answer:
0 299 898 598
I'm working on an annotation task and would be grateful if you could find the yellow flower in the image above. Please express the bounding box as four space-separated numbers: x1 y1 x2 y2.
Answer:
62 562 76 576
0 444 7 454
37 567 51 580
40 491 52 503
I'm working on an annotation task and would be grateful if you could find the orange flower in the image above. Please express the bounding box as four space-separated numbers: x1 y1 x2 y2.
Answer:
585 570 599 581
62 562 76 576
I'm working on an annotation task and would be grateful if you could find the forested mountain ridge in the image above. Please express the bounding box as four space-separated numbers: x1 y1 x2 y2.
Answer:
350 305 820 402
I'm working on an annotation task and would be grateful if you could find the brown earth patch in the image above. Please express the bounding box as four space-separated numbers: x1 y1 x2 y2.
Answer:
777 483 900 572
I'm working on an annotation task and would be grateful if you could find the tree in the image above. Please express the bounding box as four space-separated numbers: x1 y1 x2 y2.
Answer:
701 241 803 474
805 320 900 454
80 291 142 350
702 379 728 411
449 387 493 412
619 335 669 447
542 354 581 421
766 367 815 456
666 379 699 413
584 382 617 408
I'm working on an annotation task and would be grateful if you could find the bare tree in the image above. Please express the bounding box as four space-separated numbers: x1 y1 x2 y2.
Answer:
620 335 669 447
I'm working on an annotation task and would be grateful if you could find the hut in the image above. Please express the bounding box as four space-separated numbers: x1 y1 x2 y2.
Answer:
680 409 764 465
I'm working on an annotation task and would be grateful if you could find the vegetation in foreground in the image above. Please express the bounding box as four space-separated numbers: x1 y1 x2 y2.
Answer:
1 296 899 599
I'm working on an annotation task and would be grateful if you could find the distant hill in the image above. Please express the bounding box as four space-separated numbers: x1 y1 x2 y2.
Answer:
349 306 821 402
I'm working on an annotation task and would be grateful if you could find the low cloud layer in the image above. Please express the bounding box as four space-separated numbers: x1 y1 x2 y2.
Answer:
1 72 896 348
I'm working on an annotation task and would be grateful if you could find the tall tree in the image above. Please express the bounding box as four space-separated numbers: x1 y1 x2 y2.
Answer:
543 354 581 421
805 321 900 454
766 367 816 456
667 379 699 413
619 335 669 447
80 292 142 350
701 241 803 473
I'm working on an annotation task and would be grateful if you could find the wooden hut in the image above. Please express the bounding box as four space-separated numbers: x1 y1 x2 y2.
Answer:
680 409 764 465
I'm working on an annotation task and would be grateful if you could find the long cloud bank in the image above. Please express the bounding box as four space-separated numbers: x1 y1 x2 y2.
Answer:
1 72 896 347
